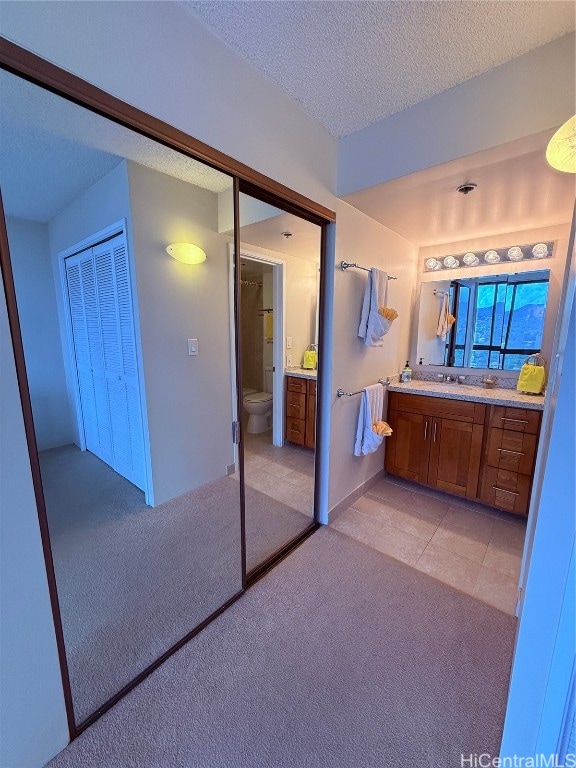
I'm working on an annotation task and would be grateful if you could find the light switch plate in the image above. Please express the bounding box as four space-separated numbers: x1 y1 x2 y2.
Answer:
286 354 293 367
188 339 198 356
286 336 293 349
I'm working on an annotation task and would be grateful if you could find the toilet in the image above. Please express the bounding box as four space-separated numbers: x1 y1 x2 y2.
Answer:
243 367 273 434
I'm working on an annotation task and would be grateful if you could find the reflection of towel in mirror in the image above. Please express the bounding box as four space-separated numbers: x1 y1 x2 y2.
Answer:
354 383 385 456
358 268 390 346
436 294 455 340
265 312 273 341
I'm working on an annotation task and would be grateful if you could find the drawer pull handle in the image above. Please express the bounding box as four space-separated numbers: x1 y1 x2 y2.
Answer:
497 448 525 456
433 422 437 443
493 486 519 496
500 417 529 424
424 421 428 441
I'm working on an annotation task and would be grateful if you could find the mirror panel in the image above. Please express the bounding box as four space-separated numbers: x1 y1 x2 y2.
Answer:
0 71 243 722
237 193 320 572
417 270 550 369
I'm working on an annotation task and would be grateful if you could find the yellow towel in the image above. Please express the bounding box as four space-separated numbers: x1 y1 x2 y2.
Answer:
517 361 545 394
265 312 273 341
372 420 393 437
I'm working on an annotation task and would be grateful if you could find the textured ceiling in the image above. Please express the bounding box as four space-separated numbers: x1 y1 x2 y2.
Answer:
0 72 231 222
343 131 576 246
184 1 575 137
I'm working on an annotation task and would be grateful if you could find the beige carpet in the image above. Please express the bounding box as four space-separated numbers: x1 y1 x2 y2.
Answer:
47 526 516 768
41 445 310 723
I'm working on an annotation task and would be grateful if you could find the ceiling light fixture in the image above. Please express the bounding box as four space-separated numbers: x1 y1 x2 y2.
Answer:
281 231 293 238
166 243 207 264
546 116 576 174
457 182 477 195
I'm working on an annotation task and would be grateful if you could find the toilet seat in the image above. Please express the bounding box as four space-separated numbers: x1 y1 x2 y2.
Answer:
244 391 273 404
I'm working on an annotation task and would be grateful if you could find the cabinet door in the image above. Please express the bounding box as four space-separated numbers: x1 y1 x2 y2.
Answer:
385 410 430 484
428 418 483 498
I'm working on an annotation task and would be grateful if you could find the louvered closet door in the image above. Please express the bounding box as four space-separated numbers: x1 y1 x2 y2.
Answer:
93 235 145 490
65 250 112 464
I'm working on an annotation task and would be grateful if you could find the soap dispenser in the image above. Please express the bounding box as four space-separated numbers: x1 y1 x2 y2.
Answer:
401 361 412 383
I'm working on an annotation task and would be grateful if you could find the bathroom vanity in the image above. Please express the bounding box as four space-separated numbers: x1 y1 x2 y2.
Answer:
385 381 543 516
285 370 317 449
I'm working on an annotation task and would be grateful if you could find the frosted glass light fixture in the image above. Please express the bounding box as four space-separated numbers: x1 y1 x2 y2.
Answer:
546 116 576 174
166 243 207 264
532 243 548 259
507 246 523 261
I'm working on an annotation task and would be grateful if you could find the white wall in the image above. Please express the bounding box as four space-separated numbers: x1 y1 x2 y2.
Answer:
338 33 576 195
126 161 235 505
500 271 575 757
0 280 69 767
328 200 419 510
413 223 571 375
6 217 73 450
48 161 132 449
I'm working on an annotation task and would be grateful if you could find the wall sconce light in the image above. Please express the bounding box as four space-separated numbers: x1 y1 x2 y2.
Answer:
546 116 576 174
166 243 206 264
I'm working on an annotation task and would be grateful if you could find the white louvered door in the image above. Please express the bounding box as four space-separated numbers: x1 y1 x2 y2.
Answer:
64 232 145 491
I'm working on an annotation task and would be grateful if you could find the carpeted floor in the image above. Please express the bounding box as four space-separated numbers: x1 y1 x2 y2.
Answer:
41 446 310 723
47 526 516 768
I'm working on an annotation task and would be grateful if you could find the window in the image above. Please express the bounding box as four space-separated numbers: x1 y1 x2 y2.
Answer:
443 271 549 370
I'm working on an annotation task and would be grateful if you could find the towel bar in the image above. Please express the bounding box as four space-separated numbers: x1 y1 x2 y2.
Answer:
337 378 389 397
341 261 397 279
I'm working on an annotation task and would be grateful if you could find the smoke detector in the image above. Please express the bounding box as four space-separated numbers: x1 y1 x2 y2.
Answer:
457 183 477 195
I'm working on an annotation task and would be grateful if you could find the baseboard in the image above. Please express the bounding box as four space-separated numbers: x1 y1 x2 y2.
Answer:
328 469 386 524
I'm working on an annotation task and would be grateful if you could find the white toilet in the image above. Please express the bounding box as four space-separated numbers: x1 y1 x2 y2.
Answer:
243 367 274 434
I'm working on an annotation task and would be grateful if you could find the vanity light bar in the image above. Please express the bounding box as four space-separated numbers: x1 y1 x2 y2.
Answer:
424 241 554 273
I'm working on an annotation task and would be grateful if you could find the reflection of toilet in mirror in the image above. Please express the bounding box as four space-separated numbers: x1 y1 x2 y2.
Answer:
243 366 273 433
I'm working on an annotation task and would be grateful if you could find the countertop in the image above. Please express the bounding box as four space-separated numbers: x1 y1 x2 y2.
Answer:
388 379 545 410
285 367 317 380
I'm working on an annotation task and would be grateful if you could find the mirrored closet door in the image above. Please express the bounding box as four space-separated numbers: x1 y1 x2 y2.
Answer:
237 190 322 575
0 69 244 725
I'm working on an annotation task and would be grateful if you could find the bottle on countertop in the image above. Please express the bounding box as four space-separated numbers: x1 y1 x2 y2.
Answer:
400 361 412 383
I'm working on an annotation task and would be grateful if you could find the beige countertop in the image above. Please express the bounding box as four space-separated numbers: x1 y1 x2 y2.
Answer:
285 367 317 380
388 379 545 410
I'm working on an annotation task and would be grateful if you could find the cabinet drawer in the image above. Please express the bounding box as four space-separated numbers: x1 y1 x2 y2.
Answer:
308 379 316 397
286 416 305 445
286 376 307 394
488 405 541 434
485 428 538 475
388 392 485 424
286 390 306 419
480 466 531 516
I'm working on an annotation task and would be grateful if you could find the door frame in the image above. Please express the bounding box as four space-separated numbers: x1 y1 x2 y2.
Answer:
57 220 153 504
228 243 285 453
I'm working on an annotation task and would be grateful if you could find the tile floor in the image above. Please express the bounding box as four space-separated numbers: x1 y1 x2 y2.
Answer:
235 432 316 517
330 475 526 616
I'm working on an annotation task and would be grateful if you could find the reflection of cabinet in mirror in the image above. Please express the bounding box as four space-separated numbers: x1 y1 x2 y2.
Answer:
285 375 315 449
386 392 541 516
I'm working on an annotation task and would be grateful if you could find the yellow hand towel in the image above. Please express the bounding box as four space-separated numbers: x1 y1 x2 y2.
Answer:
372 420 393 437
517 361 546 394
378 307 398 322
265 312 273 341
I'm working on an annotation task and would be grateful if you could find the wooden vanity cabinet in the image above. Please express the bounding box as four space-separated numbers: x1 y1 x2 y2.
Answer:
285 376 316 449
386 392 542 516
386 392 485 499
478 405 541 516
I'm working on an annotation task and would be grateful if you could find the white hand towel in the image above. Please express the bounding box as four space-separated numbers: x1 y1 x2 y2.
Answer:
358 268 390 347
354 383 385 456
436 294 450 340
